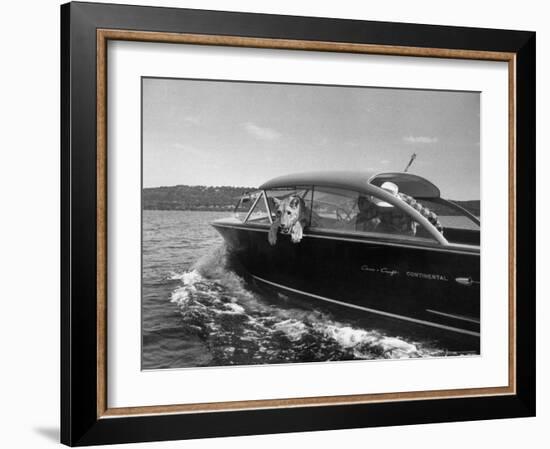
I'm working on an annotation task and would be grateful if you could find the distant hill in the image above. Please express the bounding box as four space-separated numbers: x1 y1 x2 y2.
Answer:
143 185 254 211
143 184 480 216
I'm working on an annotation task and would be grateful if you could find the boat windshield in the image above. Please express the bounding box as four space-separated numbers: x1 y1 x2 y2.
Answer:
247 192 271 223
309 187 438 241
414 199 480 230
237 185 472 245
413 198 479 245
234 191 261 221
234 190 273 224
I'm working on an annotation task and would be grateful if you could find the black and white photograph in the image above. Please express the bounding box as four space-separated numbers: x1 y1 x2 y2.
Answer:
141 77 481 370
1 0 542 446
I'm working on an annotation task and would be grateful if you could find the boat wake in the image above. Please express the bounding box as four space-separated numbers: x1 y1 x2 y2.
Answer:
168 244 448 367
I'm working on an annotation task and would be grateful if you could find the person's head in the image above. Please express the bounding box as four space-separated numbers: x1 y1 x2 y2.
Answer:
373 182 399 208
357 195 372 211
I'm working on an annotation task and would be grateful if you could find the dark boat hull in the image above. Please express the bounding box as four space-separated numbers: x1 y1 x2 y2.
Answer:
212 220 480 341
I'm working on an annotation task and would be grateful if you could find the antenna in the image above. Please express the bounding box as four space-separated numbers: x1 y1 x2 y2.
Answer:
404 153 417 172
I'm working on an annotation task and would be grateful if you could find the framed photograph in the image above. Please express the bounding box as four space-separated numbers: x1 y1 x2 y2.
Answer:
60 2 536 446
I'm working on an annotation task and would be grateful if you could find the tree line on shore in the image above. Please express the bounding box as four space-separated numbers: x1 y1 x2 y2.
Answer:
143 185 253 211
143 184 480 216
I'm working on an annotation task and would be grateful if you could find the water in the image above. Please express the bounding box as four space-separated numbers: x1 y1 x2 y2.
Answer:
142 210 474 370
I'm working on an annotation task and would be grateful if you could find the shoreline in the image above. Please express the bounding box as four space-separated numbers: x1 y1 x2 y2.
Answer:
143 208 233 212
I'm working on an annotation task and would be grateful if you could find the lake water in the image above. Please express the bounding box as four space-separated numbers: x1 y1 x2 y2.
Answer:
142 210 475 370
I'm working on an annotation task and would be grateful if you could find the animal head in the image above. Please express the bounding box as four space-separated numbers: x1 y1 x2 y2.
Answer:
272 195 305 234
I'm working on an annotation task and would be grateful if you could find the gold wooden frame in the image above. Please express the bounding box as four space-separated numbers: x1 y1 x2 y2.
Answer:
96 29 516 419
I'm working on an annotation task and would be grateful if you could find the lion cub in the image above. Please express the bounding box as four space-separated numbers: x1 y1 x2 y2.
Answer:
268 195 308 245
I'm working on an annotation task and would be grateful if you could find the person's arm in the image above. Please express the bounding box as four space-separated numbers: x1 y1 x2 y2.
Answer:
399 193 444 235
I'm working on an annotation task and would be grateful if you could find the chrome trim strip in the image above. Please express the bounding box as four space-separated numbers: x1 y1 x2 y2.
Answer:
304 232 479 255
426 309 480 324
308 226 435 245
252 275 480 337
213 223 268 233
211 223 479 255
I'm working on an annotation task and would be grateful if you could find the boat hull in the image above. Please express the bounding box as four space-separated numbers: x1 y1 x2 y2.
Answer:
212 220 480 341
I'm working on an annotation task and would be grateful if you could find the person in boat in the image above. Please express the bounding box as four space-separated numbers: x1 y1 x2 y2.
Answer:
355 195 381 232
355 182 443 236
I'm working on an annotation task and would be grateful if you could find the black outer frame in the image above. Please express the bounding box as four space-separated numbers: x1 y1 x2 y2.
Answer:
60 1 536 446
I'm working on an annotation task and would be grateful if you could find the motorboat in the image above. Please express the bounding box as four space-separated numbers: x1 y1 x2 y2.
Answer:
211 171 480 339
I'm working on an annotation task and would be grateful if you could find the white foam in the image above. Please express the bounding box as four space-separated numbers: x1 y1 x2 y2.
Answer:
322 325 375 349
167 247 438 363
170 287 191 305
170 270 203 305
273 320 308 341
378 337 418 354
170 269 202 285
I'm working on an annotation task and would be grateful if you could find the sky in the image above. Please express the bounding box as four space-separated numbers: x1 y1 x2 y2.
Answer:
142 78 480 200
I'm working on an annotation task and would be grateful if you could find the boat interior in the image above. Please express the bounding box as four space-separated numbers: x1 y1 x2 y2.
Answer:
235 172 480 248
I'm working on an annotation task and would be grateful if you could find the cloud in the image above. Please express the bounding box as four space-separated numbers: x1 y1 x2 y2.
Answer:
403 136 438 144
182 116 201 125
171 143 203 156
243 122 281 141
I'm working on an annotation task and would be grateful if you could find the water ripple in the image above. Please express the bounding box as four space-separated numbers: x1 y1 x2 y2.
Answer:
169 244 448 366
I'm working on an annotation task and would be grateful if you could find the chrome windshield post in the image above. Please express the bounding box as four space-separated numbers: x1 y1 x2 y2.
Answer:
243 193 262 223
261 190 273 224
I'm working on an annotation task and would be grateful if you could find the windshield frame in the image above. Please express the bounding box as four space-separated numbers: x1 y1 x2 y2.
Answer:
243 190 273 224
258 184 449 246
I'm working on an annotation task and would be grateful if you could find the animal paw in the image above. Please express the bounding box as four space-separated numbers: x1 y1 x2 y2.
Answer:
268 222 278 246
290 222 303 243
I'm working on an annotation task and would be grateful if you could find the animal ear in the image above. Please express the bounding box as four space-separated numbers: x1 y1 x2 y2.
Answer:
289 197 300 208
272 197 281 207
